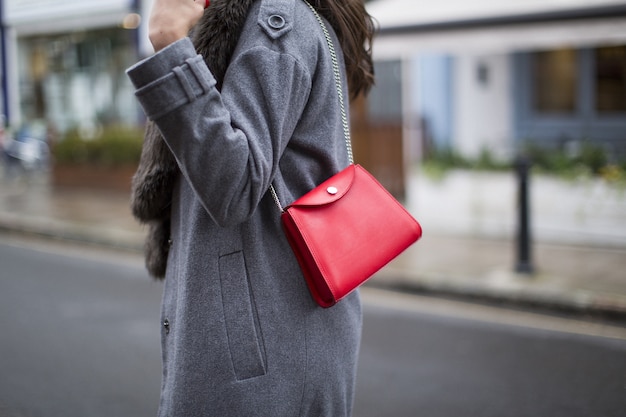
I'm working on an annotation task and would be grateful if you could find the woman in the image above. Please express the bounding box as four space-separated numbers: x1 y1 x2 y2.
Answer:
126 0 374 415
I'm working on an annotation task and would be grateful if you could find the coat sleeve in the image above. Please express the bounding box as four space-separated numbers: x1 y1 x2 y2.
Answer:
127 37 312 227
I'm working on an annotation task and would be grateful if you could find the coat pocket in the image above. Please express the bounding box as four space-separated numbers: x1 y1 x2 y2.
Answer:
218 251 267 381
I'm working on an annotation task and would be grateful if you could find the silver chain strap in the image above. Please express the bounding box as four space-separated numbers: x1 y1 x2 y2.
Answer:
269 0 352 212
303 0 353 163
270 181 284 212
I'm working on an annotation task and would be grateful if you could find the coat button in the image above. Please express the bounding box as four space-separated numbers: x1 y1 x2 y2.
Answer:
163 319 170 335
268 14 285 29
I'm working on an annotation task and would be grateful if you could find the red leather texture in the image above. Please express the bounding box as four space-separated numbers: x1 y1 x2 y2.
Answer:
282 164 422 307
287 164 355 207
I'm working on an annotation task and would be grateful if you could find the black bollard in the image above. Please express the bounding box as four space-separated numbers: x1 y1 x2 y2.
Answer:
515 156 533 274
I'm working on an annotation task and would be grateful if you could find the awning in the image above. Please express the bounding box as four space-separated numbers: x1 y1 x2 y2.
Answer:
4 0 134 35
366 0 626 57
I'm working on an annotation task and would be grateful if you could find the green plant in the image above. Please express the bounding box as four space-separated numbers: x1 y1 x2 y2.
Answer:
578 143 607 174
520 141 617 179
472 147 511 171
421 146 511 179
420 147 467 180
423 147 468 168
420 141 626 183
54 125 143 166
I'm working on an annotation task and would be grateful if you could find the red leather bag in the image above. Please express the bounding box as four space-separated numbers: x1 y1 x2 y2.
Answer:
270 2 422 307
280 164 422 307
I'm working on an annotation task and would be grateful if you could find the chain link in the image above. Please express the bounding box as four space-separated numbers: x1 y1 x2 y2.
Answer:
303 0 353 163
270 0 353 212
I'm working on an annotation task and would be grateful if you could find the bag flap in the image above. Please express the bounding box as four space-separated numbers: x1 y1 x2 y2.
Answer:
286 164 356 208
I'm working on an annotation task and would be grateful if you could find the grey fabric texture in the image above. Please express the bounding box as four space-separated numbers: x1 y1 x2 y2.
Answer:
130 0 259 279
126 0 362 415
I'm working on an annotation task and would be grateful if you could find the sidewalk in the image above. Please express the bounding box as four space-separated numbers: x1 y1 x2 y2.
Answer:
1 169 625 319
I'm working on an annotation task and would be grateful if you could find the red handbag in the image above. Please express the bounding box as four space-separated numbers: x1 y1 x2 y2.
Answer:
270 2 422 307
280 164 421 307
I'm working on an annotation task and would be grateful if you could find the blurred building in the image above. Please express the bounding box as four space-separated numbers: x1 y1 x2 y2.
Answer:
1 0 154 133
0 4 6 120
362 0 626 193
2 0 625 191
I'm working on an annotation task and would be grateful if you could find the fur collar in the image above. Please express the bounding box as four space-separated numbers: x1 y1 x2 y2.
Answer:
192 0 259 87
130 0 258 278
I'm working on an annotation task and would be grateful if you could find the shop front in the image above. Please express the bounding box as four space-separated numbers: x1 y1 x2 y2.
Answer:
2 0 145 133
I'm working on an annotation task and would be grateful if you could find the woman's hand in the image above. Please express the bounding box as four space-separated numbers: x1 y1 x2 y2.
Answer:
149 0 206 52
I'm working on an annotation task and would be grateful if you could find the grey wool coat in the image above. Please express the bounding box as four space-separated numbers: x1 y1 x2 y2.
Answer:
126 0 362 415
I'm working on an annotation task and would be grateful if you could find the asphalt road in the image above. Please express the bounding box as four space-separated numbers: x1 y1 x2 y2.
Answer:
1 236 625 417
0 237 162 417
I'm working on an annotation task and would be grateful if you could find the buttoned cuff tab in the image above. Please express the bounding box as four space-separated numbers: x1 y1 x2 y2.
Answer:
173 66 195 102
126 38 198 89
133 57 217 120
186 56 213 93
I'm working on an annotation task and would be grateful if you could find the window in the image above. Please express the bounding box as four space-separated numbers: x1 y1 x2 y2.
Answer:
367 60 403 122
532 49 577 114
595 46 626 113
18 28 137 130
515 46 626 152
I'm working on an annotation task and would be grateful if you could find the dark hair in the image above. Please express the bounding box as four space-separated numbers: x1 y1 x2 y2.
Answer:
313 0 376 99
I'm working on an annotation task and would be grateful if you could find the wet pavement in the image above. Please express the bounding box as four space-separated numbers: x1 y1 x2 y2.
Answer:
1 166 625 318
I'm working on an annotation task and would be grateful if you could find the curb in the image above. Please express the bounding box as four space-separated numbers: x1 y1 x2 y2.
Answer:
2 214 626 321
0 213 144 253
372 268 626 321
